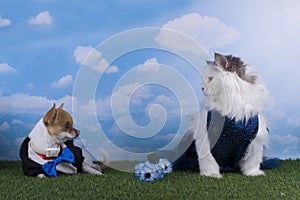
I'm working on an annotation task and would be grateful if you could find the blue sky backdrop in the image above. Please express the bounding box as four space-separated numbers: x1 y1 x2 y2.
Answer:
0 0 299 160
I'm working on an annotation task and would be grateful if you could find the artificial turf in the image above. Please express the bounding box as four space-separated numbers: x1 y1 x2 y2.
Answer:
0 160 299 199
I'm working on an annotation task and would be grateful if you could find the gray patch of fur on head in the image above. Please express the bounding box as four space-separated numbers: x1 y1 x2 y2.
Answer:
224 55 257 84
203 53 269 120
212 53 258 84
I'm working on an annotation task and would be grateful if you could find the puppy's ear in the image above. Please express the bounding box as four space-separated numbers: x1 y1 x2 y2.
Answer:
214 52 228 70
43 103 57 127
58 103 64 110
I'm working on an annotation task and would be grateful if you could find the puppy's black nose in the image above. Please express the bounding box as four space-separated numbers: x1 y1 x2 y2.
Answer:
75 129 80 136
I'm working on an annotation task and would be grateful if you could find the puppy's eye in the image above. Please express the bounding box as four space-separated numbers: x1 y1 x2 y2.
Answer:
208 77 214 82
65 123 69 129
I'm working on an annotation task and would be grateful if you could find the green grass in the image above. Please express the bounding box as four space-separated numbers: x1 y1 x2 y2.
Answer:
0 160 299 200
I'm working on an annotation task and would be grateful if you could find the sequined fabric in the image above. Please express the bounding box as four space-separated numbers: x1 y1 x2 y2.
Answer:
173 111 259 171
208 111 259 169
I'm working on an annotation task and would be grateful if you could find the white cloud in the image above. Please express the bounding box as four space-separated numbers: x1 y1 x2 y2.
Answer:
0 63 16 73
0 16 11 27
156 13 239 50
130 86 153 106
76 99 97 117
0 134 11 145
71 101 101 133
112 82 155 115
132 85 153 99
271 134 300 145
283 149 290 154
145 103 167 119
11 119 24 125
73 86 156 132
287 114 300 127
110 82 168 137
73 45 101 66
116 82 144 96
154 133 177 141
122 146 145 153
0 122 10 132
136 58 161 72
15 137 26 146
112 82 144 114
73 96 112 121
95 97 113 119
105 66 119 74
0 93 74 114
52 75 73 88
28 11 53 25
153 95 175 106
73 45 118 74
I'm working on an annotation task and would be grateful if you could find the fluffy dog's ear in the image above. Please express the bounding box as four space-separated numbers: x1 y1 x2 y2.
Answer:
43 103 57 126
206 60 216 66
214 52 228 70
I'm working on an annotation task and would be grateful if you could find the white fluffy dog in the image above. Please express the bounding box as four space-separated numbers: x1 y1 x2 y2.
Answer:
192 52 269 178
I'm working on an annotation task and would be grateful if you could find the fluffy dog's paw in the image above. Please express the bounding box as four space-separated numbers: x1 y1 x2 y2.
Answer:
200 171 222 178
243 170 265 176
199 156 221 178
37 174 46 178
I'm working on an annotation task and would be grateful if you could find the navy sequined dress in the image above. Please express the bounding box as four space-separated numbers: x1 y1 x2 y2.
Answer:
173 110 259 172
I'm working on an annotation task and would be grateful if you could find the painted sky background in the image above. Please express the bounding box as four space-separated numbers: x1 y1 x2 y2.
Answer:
0 0 299 160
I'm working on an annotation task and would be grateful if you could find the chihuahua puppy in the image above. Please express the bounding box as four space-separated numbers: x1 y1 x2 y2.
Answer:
20 103 110 177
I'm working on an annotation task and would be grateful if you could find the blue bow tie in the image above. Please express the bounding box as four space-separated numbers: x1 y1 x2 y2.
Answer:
42 147 75 177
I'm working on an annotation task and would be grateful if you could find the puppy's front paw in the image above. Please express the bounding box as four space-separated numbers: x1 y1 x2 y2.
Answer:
92 171 103 175
243 170 265 176
83 164 103 175
200 171 222 178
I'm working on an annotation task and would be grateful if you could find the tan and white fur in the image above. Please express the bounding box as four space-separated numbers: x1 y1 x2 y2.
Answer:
29 103 110 178
193 53 269 178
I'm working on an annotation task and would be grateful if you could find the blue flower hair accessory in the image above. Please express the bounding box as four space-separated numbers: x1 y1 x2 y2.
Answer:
134 158 173 182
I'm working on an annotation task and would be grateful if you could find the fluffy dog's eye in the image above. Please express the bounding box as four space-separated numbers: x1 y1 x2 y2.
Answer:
208 77 214 82
65 123 69 129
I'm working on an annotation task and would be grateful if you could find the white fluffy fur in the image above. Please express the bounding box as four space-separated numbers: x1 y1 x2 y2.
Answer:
193 54 269 178
201 64 269 121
